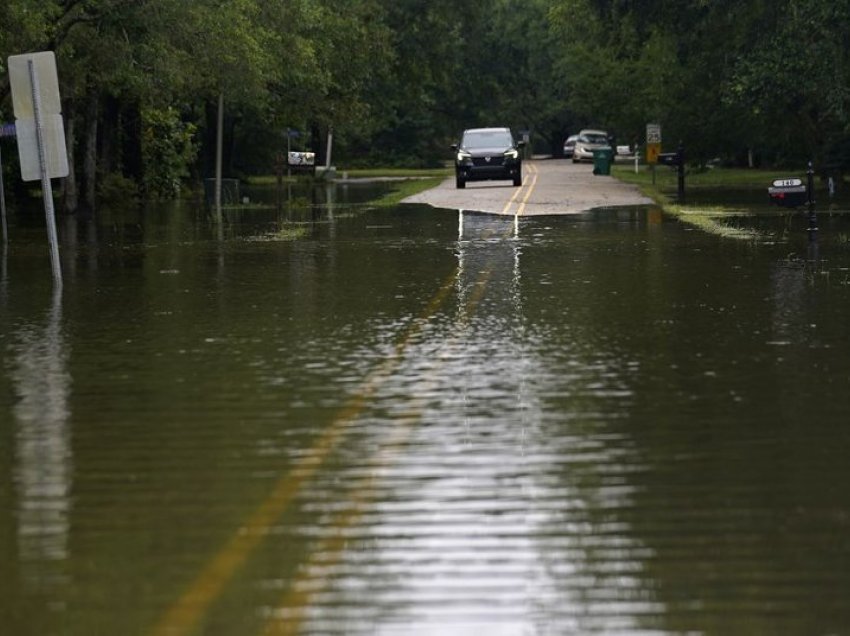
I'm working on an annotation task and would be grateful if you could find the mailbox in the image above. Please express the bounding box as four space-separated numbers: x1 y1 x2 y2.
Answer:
658 152 681 167
768 178 807 208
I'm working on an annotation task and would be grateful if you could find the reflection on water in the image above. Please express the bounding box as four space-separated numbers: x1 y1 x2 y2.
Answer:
260 211 657 634
10 290 71 595
1 188 850 635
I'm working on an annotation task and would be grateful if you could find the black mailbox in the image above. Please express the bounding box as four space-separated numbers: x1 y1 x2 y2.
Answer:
768 178 807 208
658 152 680 167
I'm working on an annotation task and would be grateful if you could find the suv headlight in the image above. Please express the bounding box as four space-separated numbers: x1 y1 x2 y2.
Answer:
457 150 472 162
504 149 519 159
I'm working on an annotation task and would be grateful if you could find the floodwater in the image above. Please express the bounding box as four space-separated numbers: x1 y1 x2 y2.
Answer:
2 181 850 636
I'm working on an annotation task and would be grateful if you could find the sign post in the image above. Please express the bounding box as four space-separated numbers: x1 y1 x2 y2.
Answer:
0 144 6 245
0 129 11 245
0 123 16 246
8 51 68 285
646 123 661 185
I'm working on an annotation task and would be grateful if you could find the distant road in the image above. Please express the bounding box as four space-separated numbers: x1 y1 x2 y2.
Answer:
403 159 653 215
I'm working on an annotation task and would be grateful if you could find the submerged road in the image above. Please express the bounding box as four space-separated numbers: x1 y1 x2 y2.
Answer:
403 158 654 215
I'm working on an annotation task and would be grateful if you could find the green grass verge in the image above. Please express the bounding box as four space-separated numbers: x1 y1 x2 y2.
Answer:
343 167 451 179
246 167 451 186
611 164 798 191
611 164 799 241
243 225 310 242
371 176 446 207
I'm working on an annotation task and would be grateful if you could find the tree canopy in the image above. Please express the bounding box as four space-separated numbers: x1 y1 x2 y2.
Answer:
2 0 849 208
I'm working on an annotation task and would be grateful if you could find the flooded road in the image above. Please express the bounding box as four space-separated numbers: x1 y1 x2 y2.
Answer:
1 184 850 635
403 160 654 215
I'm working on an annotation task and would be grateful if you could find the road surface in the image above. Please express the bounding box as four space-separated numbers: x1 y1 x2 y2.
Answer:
403 158 653 215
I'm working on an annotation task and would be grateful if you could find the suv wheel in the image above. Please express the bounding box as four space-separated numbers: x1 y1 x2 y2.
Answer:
513 173 522 187
456 175 466 189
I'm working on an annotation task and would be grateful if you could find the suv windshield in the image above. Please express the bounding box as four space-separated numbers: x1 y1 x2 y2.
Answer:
462 130 514 149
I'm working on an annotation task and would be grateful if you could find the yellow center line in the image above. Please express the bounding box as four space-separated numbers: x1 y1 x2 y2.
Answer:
500 163 532 215
515 171 539 217
259 222 516 636
261 414 419 636
500 182 526 216
149 269 460 636
500 161 538 216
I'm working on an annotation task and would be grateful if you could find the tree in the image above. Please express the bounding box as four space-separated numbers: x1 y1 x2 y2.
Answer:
727 0 850 166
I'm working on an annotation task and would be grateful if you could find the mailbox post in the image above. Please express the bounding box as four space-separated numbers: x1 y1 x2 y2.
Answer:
767 161 817 232
658 144 685 202
807 162 817 232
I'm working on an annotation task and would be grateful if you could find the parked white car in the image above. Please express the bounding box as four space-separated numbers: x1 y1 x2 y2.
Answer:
572 129 611 163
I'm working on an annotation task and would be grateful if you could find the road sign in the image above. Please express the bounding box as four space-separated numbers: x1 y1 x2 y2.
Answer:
8 52 62 118
6 50 66 283
16 115 69 181
646 123 662 144
7 52 68 181
646 143 661 164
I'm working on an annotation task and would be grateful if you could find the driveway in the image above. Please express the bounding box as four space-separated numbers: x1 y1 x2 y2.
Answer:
403 159 653 215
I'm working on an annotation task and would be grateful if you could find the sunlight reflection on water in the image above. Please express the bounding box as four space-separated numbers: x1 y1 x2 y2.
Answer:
2 196 850 634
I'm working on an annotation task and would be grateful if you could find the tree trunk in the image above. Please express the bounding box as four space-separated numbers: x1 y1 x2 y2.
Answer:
121 100 144 184
63 100 79 214
83 89 99 210
100 95 119 175
311 124 326 166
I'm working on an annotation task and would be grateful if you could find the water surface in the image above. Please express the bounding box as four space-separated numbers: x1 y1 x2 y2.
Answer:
1 184 850 635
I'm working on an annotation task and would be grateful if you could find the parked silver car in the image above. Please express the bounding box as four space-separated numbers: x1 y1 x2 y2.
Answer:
562 134 578 158
572 129 611 163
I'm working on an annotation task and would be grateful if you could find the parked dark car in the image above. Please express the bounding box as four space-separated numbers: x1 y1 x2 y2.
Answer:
451 127 524 188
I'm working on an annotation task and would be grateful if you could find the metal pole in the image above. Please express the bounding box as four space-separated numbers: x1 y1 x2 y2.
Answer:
215 92 224 221
807 161 817 232
28 59 62 285
0 144 8 245
325 126 333 170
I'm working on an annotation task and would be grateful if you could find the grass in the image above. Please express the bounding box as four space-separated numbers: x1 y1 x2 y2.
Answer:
612 164 799 191
342 167 451 179
611 164 809 241
246 167 451 186
244 167 449 209
371 176 446 207
245 224 310 242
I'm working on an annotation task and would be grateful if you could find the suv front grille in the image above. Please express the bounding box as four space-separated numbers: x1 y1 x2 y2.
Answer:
472 155 505 167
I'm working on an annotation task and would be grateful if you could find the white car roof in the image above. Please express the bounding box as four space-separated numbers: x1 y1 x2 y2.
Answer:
464 127 511 133
579 129 608 136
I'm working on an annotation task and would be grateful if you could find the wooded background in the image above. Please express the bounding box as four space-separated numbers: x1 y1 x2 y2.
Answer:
2 0 848 210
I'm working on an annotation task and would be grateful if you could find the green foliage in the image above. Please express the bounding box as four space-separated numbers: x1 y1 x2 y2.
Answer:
726 0 850 164
97 172 141 207
3 0 850 198
141 106 197 199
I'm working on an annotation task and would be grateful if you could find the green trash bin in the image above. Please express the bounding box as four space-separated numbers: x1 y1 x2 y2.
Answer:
592 148 613 175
